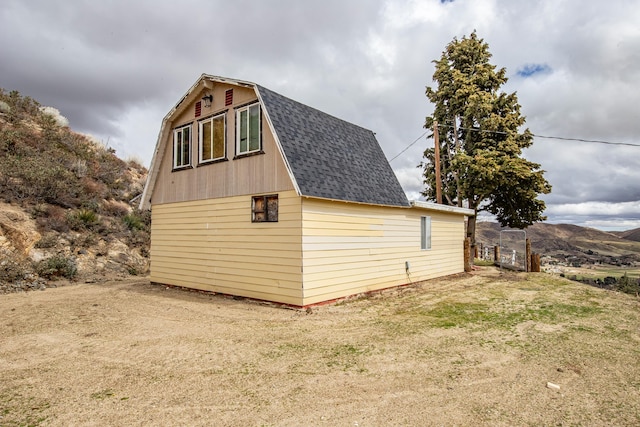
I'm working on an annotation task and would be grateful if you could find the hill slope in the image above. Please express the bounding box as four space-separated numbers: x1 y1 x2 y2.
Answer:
619 227 640 242
476 222 640 265
0 89 149 291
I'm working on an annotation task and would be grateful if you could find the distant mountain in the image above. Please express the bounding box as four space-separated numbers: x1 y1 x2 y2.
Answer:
618 227 640 242
475 222 640 264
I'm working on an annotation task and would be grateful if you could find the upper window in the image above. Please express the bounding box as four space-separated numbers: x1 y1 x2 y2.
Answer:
199 113 226 163
236 103 261 155
173 124 191 169
420 216 431 250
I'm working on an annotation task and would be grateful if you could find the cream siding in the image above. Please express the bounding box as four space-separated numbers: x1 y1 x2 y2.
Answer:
300 198 465 305
150 191 303 305
145 76 470 307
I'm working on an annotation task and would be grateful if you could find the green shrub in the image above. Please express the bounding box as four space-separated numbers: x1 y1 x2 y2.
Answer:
34 233 58 249
68 208 99 230
101 199 130 217
615 273 640 296
0 249 26 282
0 89 40 123
0 155 81 205
93 149 129 196
123 211 149 231
35 255 77 279
35 205 70 233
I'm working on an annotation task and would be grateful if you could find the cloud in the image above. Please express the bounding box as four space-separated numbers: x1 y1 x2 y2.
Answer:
547 201 640 217
1 0 639 230
545 201 640 230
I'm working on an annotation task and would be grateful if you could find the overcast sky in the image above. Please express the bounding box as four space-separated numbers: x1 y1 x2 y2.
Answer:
1 0 639 231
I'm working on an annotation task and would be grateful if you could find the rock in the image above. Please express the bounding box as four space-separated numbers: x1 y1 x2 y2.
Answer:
0 203 41 256
546 382 560 391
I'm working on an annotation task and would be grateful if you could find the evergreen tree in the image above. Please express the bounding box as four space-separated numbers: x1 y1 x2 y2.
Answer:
421 31 551 246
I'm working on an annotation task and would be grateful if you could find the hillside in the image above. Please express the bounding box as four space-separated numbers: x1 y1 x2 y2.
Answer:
0 89 149 292
476 221 640 265
618 227 640 242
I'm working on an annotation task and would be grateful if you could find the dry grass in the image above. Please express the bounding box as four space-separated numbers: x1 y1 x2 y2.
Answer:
1 267 640 426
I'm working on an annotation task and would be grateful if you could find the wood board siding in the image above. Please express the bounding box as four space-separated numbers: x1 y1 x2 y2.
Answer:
151 83 295 205
150 190 303 305
301 198 465 305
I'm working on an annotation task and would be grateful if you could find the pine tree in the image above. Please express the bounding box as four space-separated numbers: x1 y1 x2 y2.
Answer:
421 31 551 246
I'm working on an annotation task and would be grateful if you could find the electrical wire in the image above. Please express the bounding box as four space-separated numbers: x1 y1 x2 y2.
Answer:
436 123 640 147
389 124 640 163
531 134 640 147
388 130 428 162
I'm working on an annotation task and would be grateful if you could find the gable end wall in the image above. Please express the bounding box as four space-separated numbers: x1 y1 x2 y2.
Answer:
151 83 294 205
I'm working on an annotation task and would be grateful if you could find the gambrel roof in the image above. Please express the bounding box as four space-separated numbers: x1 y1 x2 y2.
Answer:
256 85 409 207
141 74 410 209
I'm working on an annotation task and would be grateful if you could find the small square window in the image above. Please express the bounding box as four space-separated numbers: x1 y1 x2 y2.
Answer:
252 195 278 222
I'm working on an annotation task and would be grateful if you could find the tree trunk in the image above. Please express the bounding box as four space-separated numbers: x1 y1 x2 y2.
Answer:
467 211 477 248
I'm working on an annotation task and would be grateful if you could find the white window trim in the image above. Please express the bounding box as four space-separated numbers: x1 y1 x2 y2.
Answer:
198 113 226 164
173 124 191 169
236 103 261 155
421 216 432 250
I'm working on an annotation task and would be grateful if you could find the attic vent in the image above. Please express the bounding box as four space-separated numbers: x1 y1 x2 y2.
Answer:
225 89 233 106
195 101 202 118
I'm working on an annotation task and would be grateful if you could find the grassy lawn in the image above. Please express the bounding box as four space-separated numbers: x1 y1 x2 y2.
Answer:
1 269 640 426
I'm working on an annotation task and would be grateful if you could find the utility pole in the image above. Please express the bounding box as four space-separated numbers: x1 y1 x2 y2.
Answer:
433 121 443 204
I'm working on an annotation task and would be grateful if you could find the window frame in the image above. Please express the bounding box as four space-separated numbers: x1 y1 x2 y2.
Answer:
236 103 262 156
198 112 227 164
420 216 432 250
173 123 192 170
252 194 278 223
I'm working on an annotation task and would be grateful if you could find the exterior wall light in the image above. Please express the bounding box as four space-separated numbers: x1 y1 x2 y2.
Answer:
202 94 213 108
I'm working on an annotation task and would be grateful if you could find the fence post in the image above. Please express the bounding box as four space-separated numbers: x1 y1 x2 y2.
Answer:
531 253 541 272
526 238 532 272
464 238 472 272
494 245 500 262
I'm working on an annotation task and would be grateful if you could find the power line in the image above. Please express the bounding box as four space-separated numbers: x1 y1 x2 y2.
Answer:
531 134 640 147
389 125 640 162
388 130 427 162
436 123 640 147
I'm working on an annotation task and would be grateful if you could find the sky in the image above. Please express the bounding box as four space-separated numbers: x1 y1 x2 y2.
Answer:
1 0 639 231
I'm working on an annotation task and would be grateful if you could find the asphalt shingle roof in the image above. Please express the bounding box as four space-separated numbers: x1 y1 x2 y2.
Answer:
257 85 410 207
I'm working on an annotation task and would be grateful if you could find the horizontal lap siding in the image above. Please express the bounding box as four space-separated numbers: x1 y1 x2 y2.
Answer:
150 191 303 305
301 199 465 305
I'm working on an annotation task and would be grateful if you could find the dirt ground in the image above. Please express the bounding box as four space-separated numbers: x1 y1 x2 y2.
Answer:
2 268 640 426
